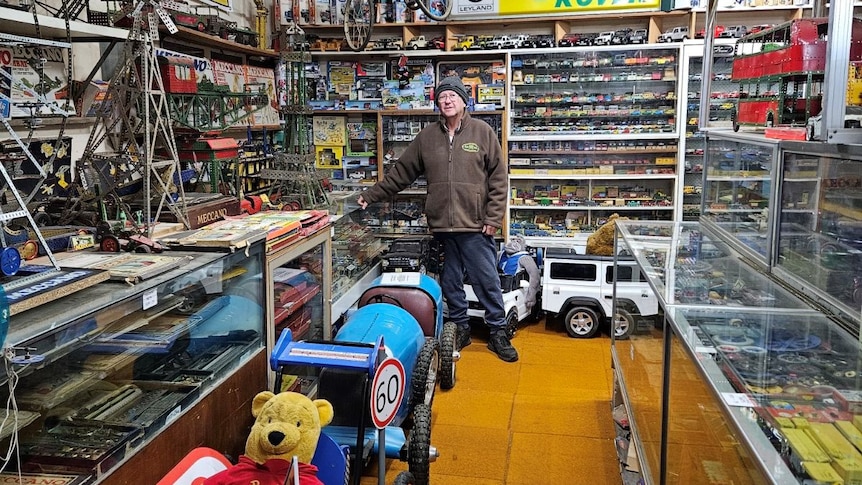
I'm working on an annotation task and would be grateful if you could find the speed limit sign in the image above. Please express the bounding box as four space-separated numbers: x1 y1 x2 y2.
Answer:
370 357 405 429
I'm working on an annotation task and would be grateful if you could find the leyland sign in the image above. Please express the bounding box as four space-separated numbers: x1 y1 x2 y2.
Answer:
453 0 660 17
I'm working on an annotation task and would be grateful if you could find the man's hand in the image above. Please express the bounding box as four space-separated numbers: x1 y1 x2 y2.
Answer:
482 224 496 236
357 195 368 209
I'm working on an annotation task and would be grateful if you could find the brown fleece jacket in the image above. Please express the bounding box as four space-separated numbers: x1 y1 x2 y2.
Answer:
361 112 507 232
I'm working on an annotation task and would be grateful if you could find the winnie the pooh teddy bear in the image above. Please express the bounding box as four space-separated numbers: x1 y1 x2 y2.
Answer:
586 213 626 256
204 391 334 485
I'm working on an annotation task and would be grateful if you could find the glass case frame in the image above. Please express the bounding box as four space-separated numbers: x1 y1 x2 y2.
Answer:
612 220 861 485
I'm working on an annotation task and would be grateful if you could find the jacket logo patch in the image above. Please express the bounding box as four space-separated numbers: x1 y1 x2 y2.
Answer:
461 143 479 153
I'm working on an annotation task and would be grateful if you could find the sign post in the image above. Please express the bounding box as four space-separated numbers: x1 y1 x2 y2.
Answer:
370 357 405 485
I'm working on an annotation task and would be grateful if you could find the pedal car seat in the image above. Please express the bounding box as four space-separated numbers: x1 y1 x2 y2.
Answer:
359 287 436 337
311 432 349 485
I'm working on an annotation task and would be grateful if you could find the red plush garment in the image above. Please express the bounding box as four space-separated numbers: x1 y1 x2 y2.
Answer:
203 455 323 485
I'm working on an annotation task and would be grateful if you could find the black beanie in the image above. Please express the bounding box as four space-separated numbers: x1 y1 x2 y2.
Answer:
437 76 469 104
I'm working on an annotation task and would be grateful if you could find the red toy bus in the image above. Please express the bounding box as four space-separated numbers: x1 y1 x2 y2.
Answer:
731 18 862 130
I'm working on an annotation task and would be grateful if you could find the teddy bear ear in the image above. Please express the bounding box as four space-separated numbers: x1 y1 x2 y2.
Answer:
251 391 276 418
314 399 334 427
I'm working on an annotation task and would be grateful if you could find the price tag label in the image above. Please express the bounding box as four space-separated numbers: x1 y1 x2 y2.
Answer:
142 288 158 310
370 357 405 429
380 272 421 286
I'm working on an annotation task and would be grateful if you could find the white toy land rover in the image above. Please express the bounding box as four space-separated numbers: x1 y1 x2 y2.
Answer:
541 250 660 339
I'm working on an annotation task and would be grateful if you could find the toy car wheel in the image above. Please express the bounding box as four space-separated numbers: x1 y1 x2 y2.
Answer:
408 403 432 485
411 339 439 409
0 247 21 276
731 109 740 132
394 471 416 485
134 244 152 253
33 211 52 226
564 306 600 338
504 309 518 339
613 308 636 340
439 322 456 390
100 235 122 252
20 240 39 260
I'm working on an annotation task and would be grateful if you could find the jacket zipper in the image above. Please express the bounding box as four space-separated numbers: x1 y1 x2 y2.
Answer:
448 132 454 227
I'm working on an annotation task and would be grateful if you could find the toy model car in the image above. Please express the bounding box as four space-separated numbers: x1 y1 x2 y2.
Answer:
557 33 581 47
628 28 648 44
540 250 659 338
658 26 689 42
593 31 615 46
719 25 749 38
380 236 440 274
696 25 725 38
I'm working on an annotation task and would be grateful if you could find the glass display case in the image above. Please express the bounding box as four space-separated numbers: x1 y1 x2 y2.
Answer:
775 141 862 328
702 131 780 264
266 225 332 357
0 246 265 481
329 192 385 321
681 41 738 221
613 219 862 485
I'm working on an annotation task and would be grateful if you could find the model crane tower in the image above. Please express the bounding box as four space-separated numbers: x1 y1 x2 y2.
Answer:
260 23 330 210
77 0 190 233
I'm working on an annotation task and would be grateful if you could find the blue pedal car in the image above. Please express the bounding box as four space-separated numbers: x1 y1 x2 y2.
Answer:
271 273 455 485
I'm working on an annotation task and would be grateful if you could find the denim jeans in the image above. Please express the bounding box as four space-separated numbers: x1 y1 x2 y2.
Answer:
437 232 505 332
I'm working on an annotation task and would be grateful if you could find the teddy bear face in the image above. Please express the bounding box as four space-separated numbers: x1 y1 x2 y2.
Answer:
245 391 334 465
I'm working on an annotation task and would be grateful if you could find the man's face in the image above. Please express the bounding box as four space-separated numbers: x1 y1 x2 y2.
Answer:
437 91 465 117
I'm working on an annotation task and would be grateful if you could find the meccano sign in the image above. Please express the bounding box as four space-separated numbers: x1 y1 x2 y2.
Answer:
453 0 660 17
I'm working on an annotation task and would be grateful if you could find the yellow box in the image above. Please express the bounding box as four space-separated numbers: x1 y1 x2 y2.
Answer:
784 428 830 463
655 157 676 165
802 462 844 485
775 417 796 429
793 418 811 429
549 169 573 176
315 145 343 169
836 422 862 454
598 165 614 174
510 168 535 175
806 423 862 461
834 458 862 485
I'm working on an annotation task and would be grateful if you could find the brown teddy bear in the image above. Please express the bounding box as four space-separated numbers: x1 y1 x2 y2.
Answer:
586 213 626 256
204 391 334 485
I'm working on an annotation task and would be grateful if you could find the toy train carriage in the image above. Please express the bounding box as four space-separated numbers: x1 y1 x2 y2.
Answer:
159 56 198 95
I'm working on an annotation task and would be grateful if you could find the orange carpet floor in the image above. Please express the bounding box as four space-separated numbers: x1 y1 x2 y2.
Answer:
359 318 622 485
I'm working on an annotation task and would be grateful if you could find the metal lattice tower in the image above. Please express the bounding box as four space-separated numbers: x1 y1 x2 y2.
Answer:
260 23 330 210
76 0 189 233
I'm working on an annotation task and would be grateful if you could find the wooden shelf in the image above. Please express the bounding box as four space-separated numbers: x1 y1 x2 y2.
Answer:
0 5 128 41
162 25 279 59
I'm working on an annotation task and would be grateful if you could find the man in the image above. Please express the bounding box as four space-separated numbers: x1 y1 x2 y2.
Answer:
357 76 517 362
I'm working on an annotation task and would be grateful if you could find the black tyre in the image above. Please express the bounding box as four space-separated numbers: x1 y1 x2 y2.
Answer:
732 109 740 132
343 0 373 51
411 339 439 409
564 306 600 338
766 112 774 128
394 471 416 485
33 211 52 227
504 309 518 339
408 404 432 485
613 308 636 340
439 321 456 390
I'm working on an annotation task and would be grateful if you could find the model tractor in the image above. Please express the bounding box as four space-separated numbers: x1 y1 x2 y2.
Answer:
271 273 456 485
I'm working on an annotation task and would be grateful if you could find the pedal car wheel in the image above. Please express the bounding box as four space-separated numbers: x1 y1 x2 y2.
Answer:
613 308 636 340
564 306 600 338
408 404 432 485
504 309 518 339
411 339 439 409
100 235 121 252
394 471 416 485
439 322 456 390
